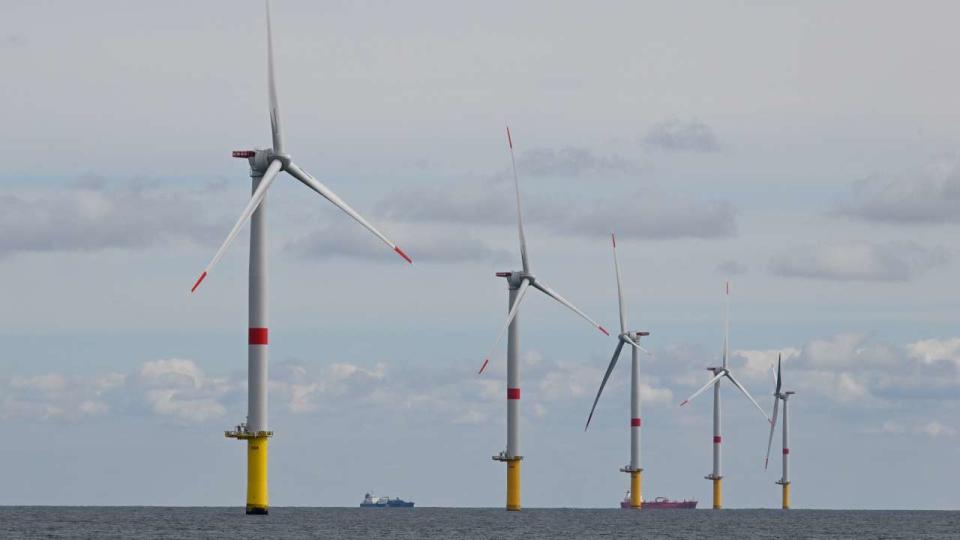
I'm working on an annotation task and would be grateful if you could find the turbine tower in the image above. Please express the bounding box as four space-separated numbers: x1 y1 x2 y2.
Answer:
764 355 796 509
190 2 411 515
679 283 769 509
478 126 609 511
584 233 651 509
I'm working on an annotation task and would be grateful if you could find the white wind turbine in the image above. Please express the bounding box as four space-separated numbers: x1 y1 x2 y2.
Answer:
679 283 769 509
584 233 651 509
190 1 411 515
764 354 796 509
478 126 609 511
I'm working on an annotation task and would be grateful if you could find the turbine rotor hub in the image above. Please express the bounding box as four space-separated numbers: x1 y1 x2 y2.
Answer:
237 148 291 175
497 270 533 288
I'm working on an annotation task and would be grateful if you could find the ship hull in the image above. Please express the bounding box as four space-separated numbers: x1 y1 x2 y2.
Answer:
621 498 697 509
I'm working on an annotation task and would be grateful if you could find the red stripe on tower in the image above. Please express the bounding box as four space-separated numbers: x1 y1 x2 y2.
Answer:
713 436 722 443
631 418 641 427
507 388 520 400
783 448 790 455
249 328 269 345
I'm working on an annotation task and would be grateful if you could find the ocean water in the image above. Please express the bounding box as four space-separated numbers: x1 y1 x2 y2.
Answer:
0 507 957 539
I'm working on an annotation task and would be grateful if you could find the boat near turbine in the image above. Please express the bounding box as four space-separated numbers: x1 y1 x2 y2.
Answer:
620 492 697 509
360 493 415 508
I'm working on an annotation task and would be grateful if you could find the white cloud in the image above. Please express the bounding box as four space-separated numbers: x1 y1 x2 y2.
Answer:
879 420 958 438
716 260 748 276
907 338 960 369
1 372 120 420
558 191 737 239
769 241 948 282
916 421 957 438
0 182 220 259
644 119 720 152
881 421 905 434
139 359 205 388
518 146 642 177
731 348 801 381
287 220 512 264
374 177 737 242
137 359 237 423
838 154 960 224
142 389 226 423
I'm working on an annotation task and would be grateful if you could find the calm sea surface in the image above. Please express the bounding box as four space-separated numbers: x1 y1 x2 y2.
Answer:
0 507 957 539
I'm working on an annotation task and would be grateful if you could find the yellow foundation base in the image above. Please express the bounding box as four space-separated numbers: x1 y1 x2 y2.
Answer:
712 478 722 509
246 436 269 515
782 482 790 510
630 471 642 508
506 460 521 511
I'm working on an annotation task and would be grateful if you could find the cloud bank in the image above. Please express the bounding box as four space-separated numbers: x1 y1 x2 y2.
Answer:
644 119 720 153
838 155 960 224
768 241 948 282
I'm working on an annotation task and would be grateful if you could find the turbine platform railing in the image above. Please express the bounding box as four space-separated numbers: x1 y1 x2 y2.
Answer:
225 423 274 440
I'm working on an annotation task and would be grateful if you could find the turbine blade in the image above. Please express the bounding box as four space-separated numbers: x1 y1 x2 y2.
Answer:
679 370 725 407
725 371 770 422
764 396 781 469
506 126 530 273
612 233 627 334
191 159 284 292
585 339 626 431
266 1 284 153
285 162 412 263
722 281 730 368
622 334 651 356
531 280 609 336
478 278 531 374
775 354 782 395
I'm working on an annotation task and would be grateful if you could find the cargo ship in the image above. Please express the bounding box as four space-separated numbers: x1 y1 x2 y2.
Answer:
621 492 697 509
360 493 415 508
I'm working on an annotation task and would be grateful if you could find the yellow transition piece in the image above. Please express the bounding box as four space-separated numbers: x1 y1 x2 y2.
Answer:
246 436 269 515
506 460 521 511
630 471 642 508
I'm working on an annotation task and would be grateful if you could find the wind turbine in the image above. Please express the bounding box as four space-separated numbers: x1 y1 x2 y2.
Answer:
679 282 769 509
764 355 796 509
190 2 411 515
584 233 650 509
478 126 609 511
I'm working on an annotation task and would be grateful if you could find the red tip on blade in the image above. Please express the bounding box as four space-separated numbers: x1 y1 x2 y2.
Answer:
506 126 513 149
726 281 730 295
394 247 413 264
478 358 490 375
232 150 255 158
764 458 769 469
599 325 610 336
680 400 689 407
611 233 616 247
191 271 207 293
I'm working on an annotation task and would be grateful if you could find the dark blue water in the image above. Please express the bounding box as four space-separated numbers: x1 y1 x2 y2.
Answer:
0 507 957 539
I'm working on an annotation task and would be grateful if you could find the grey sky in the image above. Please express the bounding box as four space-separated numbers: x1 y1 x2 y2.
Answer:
1 0 958 509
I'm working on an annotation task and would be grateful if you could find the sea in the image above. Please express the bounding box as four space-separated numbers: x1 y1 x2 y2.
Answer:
0 507 957 539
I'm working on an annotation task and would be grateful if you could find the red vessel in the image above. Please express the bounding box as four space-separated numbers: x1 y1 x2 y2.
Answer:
620 492 698 509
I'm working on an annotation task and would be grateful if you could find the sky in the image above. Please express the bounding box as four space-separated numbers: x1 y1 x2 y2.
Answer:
0 0 958 509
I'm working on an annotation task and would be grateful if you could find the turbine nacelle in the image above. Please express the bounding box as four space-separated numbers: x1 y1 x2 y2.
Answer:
621 330 649 342
496 270 534 288
233 149 291 173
